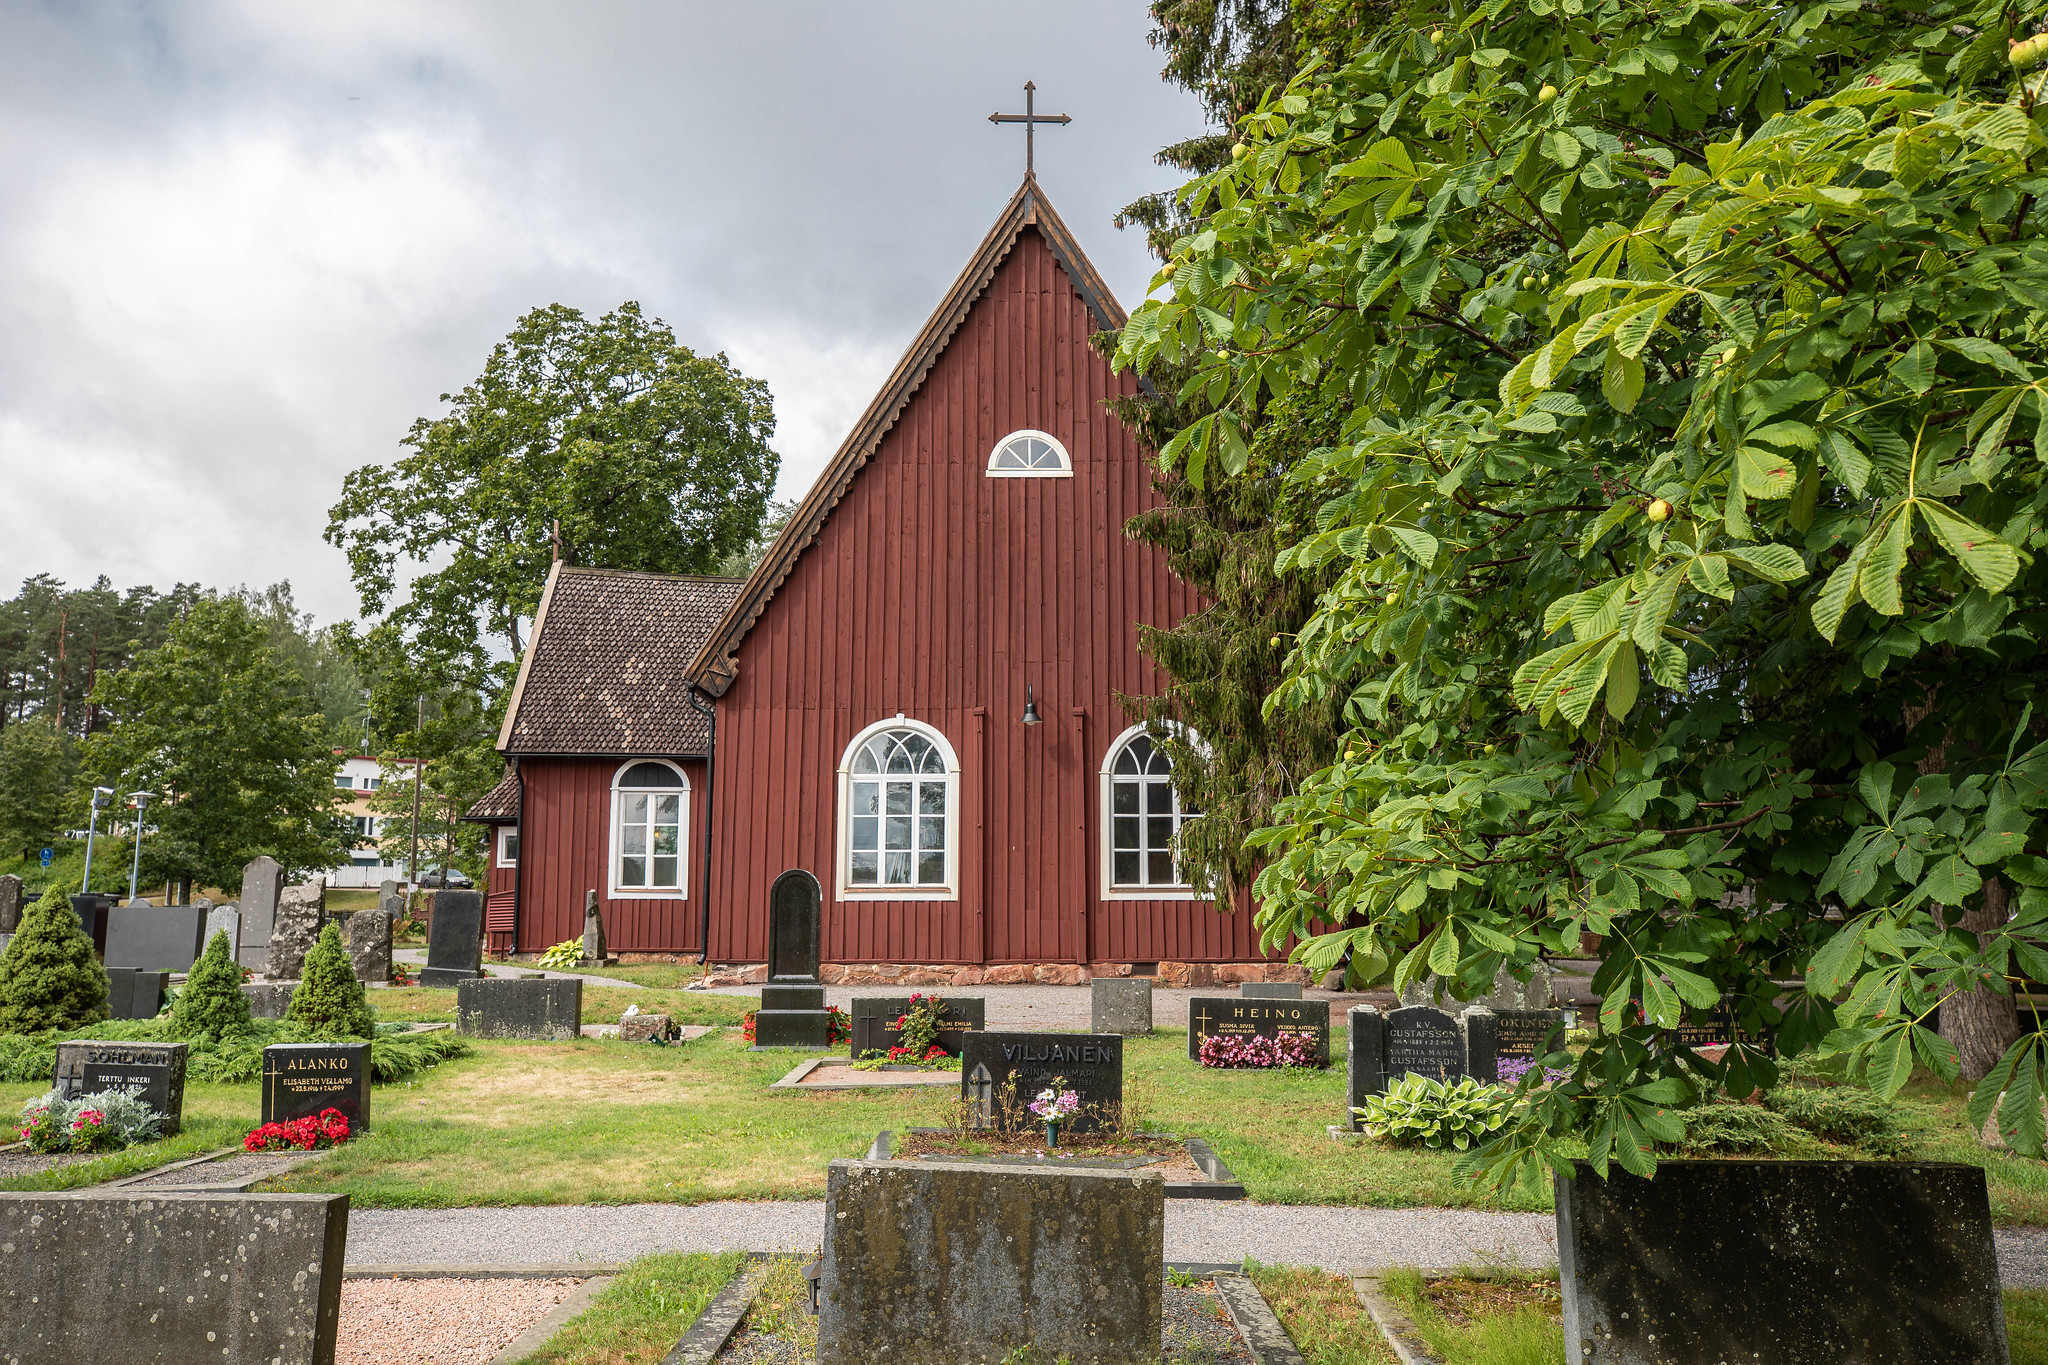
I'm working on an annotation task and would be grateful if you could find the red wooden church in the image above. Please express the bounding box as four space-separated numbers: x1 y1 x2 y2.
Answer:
468 176 1283 977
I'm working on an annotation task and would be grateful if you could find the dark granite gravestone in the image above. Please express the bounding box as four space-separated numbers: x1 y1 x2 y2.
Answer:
1346 1005 1386 1129
419 888 484 987
104 904 206 971
1557 1159 2006 1364
1239 982 1304 1000
850 995 986 1057
960 1032 1123 1134
0 873 21 933
70 893 113 957
54 1040 187 1135
1186 996 1330 1064
755 869 833 1048
261 1041 371 1128
455 977 582 1039
1464 1005 1571 1084
1384 1004 1467 1083
105 968 169 1021
237 855 284 970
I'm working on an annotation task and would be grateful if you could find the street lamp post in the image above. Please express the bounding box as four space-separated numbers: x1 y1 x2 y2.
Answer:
125 791 153 904
80 787 113 894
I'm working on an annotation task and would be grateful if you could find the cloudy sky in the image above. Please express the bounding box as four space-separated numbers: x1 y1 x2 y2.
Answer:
0 3 1208 623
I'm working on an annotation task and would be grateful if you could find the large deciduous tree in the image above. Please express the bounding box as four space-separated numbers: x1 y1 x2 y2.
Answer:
1120 0 2048 1181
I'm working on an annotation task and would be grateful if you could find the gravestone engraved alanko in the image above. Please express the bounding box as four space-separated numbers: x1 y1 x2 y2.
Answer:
0 873 21 933
420 889 484 987
817 1159 1164 1365
266 881 325 979
105 969 169 1021
1239 981 1304 1000
262 1041 371 1128
1464 1006 1571 1084
1347 1005 1387 1127
455 977 582 1040
345 908 391 984
850 995 987 1056
202 906 242 960
1558 1160 2007 1365
1186 996 1331 1063
960 1032 1123 1134
1091 977 1154 1036
0 1192 349 1365
54 1040 187 1135
104 904 207 971
238 855 285 970
1385 1004 1467 1083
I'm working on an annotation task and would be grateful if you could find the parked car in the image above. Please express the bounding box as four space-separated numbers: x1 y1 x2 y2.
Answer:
415 867 473 889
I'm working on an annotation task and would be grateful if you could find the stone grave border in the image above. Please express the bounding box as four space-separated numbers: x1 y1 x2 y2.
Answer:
1349 1266 1562 1365
867 1127 1247 1200
768 1057 959 1091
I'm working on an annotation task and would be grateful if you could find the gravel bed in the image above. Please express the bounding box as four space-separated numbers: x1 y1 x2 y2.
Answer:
117 1151 319 1190
0 1149 97 1180
336 1276 585 1365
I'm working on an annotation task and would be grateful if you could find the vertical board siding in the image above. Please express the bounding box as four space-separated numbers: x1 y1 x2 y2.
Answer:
516 756 708 955
706 228 1268 965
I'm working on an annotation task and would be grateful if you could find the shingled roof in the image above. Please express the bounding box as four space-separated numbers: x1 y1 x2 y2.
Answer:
497 563 743 756
464 768 521 823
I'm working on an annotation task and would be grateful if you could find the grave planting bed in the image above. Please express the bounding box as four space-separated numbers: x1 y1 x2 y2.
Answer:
871 1126 1247 1198
334 1274 591 1365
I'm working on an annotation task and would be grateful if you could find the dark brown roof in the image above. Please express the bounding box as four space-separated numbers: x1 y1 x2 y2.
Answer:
684 174 1128 696
463 769 521 823
498 564 743 756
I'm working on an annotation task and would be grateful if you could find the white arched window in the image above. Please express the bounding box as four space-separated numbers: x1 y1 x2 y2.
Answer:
1100 725 1201 900
837 718 960 900
610 760 689 897
985 428 1072 478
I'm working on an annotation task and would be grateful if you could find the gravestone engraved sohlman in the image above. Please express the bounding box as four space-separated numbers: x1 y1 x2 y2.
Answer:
1384 1004 1467 1083
1186 996 1330 1063
261 1041 371 1128
754 869 834 1048
54 1040 187 1135
237 856 285 971
960 1032 1123 1134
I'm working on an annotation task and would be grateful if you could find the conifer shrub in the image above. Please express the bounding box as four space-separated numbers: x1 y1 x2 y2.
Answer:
0 886 109 1034
285 922 375 1038
170 929 254 1043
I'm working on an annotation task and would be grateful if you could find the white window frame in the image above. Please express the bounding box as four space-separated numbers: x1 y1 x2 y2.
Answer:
984 428 1073 479
497 826 520 868
835 715 961 902
608 759 690 899
1099 722 1201 901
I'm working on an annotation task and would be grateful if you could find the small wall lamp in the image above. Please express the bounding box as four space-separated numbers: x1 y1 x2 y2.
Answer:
1019 683 1043 727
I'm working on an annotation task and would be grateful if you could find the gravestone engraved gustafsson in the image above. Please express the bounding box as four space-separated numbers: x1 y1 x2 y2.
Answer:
261 1041 371 1128
1384 1005 1466 1083
960 1032 1123 1134
1186 996 1330 1064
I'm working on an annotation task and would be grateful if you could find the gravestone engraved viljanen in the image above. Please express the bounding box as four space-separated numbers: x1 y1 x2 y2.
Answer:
753 869 834 1048
237 855 285 971
960 1032 1123 1134
1186 996 1330 1064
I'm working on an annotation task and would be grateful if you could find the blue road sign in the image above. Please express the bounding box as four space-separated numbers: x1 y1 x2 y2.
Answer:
39 848 53 868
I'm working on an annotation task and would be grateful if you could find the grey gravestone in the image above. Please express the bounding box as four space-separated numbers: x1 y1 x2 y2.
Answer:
455 977 582 1039
262 1041 371 1128
0 873 21 933
620 1012 674 1043
755 869 832 1047
105 968 169 1021
237 856 284 970
0 1192 348 1365
1464 1005 1571 1083
190 896 213 911
242 981 297 1019
1186 995 1330 1064
1385 1004 1466 1084
850 995 986 1056
579 889 612 965
1090 978 1154 1036
1557 1160 2005 1365
202 905 242 960
1346 1005 1386 1128
380 877 400 900
70 894 112 957
1240 981 1304 1000
420 888 484 987
960 1032 1123 1134
266 881 324 979
104 904 206 971
817 1158 1163 1365
345 908 391 984
54 1040 187 1135
378 890 405 922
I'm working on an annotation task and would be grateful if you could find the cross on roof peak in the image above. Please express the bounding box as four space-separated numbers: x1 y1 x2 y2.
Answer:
988 81 1070 175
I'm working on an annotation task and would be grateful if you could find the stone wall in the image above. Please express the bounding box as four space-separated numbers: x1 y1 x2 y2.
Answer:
696 961 1313 989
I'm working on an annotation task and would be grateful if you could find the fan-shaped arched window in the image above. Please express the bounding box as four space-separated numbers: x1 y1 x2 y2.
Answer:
1100 725 1201 898
611 760 688 896
985 429 1072 478
837 718 959 899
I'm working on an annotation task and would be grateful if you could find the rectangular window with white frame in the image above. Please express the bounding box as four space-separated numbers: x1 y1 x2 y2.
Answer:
498 826 520 868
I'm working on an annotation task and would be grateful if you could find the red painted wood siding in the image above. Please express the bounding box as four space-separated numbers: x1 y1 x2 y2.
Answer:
515 756 709 954
705 227 1268 965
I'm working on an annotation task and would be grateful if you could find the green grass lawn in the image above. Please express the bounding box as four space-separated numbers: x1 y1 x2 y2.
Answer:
368 984 750 1028
0 1085 262 1191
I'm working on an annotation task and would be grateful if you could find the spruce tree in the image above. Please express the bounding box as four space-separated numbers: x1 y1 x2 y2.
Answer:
285 922 375 1038
170 929 254 1043
0 886 109 1034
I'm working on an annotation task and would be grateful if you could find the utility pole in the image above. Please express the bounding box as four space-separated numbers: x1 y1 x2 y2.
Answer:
408 694 424 908
81 787 112 893
125 791 153 903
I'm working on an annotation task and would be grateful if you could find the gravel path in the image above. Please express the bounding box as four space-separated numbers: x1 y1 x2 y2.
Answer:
335 1276 583 1365
392 948 643 991
697 983 1391 1030
116 1151 321 1190
346 1202 2048 1287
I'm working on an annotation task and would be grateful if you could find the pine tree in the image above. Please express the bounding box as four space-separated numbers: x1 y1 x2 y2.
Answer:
285 922 374 1038
169 929 253 1043
0 886 109 1033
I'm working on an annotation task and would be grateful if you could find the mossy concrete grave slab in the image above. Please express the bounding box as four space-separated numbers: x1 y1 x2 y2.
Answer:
870 1128 1247 1199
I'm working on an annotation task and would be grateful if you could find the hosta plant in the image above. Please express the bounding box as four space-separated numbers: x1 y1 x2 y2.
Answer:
1356 1074 1515 1150
536 939 582 970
